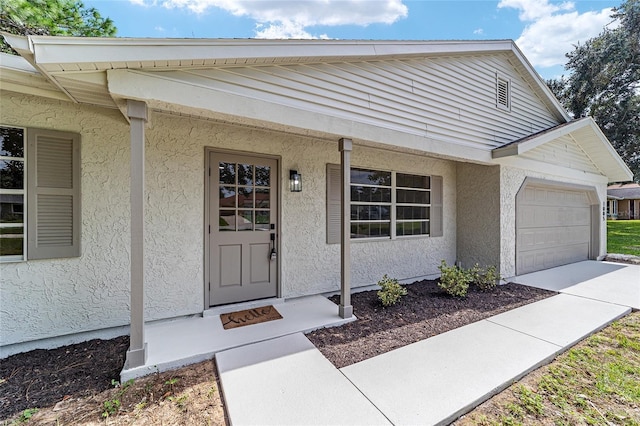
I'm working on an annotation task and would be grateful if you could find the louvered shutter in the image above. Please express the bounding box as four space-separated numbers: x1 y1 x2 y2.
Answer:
326 163 341 244
430 175 443 237
27 129 81 259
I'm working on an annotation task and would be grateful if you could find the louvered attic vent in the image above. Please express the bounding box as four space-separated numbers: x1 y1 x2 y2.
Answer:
496 75 510 110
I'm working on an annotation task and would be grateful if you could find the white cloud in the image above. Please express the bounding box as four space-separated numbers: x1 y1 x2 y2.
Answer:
132 0 407 38
155 26 166 32
254 21 315 39
498 0 574 20
130 0 154 6
498 0 617 69
473 28 484 35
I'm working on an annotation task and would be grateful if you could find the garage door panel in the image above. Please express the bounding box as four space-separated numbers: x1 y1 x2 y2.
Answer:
518 206 590 228
518 243 589 274
517 225 590 251
516 183 594 275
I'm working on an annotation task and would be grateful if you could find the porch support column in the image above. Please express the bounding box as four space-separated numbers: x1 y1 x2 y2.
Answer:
125 100 148 369
338 138 353 319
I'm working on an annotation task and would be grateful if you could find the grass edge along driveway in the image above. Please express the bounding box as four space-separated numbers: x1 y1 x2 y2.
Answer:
455 311 640 425
608 220 640 256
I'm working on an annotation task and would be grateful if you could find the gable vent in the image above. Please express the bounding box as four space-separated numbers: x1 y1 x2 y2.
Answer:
496 75 511 111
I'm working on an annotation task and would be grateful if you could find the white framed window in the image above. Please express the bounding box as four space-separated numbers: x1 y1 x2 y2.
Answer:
327 164 443 243
0 125 81 262
496 74 511 111
350 168 392 238
0 126 26 261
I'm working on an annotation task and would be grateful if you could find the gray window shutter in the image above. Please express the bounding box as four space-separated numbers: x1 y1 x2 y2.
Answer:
27 129 81 259
430 175 443 237
326 163 341 244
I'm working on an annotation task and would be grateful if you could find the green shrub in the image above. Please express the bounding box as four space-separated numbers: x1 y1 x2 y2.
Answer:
470 263 501 291
438 260 473 297
377 274 407 307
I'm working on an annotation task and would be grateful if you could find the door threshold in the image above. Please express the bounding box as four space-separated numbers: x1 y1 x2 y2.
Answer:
203 297 286 317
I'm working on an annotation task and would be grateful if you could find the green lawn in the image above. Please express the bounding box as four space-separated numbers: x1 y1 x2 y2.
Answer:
456 312 640 425
607 220 640 256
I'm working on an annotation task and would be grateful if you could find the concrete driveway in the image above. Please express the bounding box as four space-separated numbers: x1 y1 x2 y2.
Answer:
513 260 639 309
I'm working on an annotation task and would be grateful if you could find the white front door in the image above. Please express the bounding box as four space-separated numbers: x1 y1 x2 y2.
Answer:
209 152 278 306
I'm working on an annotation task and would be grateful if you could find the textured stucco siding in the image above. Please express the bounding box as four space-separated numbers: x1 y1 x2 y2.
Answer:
1 91 456 351
1 91 133 349
456 163 501 270
499 163 607 278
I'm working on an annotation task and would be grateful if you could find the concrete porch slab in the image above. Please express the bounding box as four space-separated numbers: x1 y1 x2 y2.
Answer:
514 261 640 309
216 333 391 426
121 295 353 381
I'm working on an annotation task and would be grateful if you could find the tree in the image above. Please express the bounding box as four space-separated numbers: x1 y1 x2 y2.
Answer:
547 0 640 182
0 0 116 54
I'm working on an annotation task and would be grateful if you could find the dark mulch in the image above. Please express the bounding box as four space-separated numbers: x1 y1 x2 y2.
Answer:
0 336 129 421
306 280 556 368
1 280 555 421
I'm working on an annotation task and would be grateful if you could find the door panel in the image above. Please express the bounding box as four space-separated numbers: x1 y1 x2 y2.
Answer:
516 184 591 275
209 152 278 306
219 245 242 287
250 243 271 283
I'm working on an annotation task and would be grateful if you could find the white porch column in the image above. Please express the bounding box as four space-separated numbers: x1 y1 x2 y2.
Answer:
339 138 353 319
125 100 148 368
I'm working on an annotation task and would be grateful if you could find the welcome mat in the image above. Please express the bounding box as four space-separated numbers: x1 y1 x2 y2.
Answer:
220 305 283 330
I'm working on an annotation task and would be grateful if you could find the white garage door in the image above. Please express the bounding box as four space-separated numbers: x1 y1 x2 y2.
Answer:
516 183 593 275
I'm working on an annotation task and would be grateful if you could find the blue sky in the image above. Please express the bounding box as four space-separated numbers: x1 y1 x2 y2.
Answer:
84 0 622 79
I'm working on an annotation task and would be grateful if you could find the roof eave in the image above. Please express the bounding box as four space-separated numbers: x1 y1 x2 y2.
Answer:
10 36 517 61
508 42 570 122
492 117 634 183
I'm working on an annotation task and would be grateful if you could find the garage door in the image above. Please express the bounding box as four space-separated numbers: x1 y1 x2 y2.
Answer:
516 182 594 275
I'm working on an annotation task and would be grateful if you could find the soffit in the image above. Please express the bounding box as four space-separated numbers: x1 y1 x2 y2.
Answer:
0 53 68 101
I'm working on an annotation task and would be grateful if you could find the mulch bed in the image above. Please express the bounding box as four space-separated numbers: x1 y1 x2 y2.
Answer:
0 336 129 421
306 280 556 368
1 280 555 422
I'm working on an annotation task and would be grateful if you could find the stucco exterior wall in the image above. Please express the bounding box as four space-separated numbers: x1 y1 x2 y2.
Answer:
499 162 607 278
1 91 457 353
456 163 501 270
1 91 133 351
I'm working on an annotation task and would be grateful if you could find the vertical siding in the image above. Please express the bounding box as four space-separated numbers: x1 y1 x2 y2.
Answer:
152 53 560 151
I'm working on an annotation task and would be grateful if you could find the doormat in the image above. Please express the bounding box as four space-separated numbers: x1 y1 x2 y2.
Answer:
220 305 283 330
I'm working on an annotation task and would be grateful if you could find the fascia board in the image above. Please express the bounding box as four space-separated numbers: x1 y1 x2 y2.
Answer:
21 36 514 67
107 68 493 164
508 43 570 122
583 118 633 182
493 117 632 182
1 34 76 102
494 156 610 185
492 118 595 158
0 33 33 58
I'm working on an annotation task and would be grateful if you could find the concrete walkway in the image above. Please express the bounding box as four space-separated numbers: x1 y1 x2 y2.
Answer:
217 262 638 425
512 260 639 309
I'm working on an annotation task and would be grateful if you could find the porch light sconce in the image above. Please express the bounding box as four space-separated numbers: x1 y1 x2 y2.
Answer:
289 170 302 192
